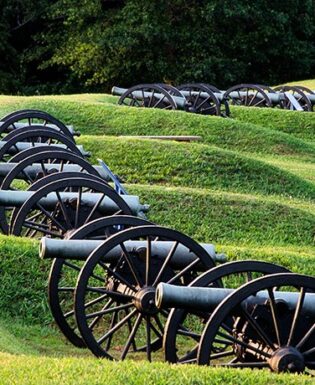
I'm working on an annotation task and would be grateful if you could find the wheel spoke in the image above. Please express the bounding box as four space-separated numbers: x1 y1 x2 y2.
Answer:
119 243 143 287
145 315 152 361
287 287 305 346
85 302 133 320
296 323 315 350
83 193 106 225
97 308 137 345
240 305 276 350
145 236 151 286
153 241 179 286
166 258 199 285
120 313 142 360
267 288 282 347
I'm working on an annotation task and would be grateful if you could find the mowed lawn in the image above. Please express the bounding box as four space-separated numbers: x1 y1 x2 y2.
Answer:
0 84 314 384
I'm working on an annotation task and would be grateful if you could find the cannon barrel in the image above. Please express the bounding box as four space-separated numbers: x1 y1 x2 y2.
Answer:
111 86 187 109
155 283 315 315
0 163 110 181
40 237 227 265
0 141 90 157
0 190 148 216
0 122 77 135
181 90 315 105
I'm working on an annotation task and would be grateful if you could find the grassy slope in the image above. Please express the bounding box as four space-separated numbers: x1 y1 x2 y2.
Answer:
0 93 314 383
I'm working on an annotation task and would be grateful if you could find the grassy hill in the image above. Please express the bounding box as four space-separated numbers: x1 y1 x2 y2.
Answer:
0 89 314 384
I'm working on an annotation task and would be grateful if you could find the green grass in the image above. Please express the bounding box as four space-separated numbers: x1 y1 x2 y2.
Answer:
0 353 313 385
1 96 315 160
79 135 315 199
282 79 315 89
0 91 314 383
232 106 315 142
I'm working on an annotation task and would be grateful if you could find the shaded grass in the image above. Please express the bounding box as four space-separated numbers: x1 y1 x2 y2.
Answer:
79 135 315 200
0 97 314 160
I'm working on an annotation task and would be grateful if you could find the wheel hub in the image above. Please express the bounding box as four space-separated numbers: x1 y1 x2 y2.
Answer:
269 347 305 373
133 287 158 315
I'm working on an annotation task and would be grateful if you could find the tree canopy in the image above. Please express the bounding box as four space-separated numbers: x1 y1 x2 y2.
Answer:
1 0 314 94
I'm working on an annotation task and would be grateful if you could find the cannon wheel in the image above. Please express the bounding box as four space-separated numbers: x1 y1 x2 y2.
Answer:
118 84 177 110
11 176 132 238
198 273 315 373
0 127 82 162
0 150 100 234
274 86 313 112
156 84 185 98
178 83 229 117
163 260 290 364
0 111 74 139
49 215 154 348
75 225 215 361
224 84 273 107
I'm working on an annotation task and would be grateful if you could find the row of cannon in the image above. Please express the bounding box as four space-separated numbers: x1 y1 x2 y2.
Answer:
0 109 314 374
112 83 315 116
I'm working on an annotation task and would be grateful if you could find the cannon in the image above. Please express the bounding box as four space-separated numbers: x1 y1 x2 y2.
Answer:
40 224 226 360
113 83 315 113
0 126 89 161
112 84 229 117
0 172 148 237
0 110 80 137
156 267 315 373
46 215 154 348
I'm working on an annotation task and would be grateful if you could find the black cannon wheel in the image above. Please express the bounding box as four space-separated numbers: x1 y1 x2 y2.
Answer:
49 215 154 348
0 111 74 139
274 86 313 112
156 84 185 98
197 273 315 373
1 109 52 122
75 225 215 361
178 83 228 116
0 127 82 162
224 84 273 108
0 151 100 234
163 260 289 364
11 177 132 238
118 84 177 110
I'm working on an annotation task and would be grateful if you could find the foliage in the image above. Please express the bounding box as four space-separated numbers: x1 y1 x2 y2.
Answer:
0 1 314 93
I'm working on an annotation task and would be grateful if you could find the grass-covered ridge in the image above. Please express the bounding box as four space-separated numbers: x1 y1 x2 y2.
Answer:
80 135 315 199
0 93 314 383
1 96 315 160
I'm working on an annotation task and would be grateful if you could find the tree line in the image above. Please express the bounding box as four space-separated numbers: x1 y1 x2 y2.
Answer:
0 0 314 94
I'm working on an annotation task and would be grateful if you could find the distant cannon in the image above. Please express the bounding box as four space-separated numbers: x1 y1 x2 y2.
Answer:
112 84 230 117
113 83 315 113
